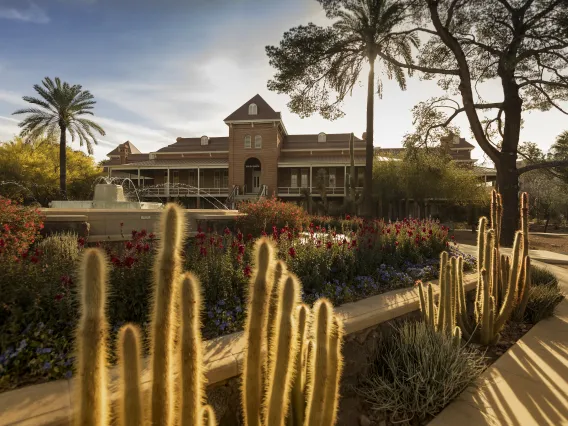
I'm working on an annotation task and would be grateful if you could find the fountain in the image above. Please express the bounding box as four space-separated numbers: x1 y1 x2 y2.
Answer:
50 182 162 209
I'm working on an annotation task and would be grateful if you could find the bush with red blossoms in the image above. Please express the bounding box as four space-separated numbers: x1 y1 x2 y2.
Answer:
0 196 44 259
236 197 309 236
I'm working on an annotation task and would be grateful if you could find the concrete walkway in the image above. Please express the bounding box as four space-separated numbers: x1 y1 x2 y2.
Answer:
430 251 568 426
458 243 568 266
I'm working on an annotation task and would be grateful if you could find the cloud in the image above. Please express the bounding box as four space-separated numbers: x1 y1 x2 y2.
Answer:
0 1 50 24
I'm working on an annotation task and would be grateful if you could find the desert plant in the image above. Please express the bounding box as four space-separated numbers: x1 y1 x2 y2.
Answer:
524 281 564 323
37 232 80 264
240 238 345 426
74 204 215 426
360 321 485 425
530 265 559 287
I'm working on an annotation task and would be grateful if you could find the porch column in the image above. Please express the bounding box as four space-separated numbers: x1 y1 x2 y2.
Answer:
166 168 170 198
197 167 201 209
344 165 347 196
137 169 141 187
309 166 313 194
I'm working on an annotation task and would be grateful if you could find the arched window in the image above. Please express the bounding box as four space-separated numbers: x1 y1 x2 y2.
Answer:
318 132 326 143
255 135 262 148
244 135 251 148
201 135 209 146
248 103 258 115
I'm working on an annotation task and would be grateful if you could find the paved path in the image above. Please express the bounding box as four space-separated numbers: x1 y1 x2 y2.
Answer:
458 243 568 265
430 250 568 426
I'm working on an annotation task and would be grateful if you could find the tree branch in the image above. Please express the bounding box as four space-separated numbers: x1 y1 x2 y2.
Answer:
518 160 568 174
527 82 568 114
375 51 460 75
518 78 568 89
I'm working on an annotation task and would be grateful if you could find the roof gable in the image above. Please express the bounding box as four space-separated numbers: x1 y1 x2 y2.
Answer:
106 141 141 156
224 94 281 121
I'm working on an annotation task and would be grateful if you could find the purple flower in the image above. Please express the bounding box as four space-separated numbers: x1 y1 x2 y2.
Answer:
43 362 51 370
65 370 73 379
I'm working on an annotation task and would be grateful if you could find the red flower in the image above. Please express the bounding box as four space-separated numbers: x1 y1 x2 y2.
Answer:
288 247 296 258
21 251 28 259
110 256 121 266
30 255 39 264
3 224 10 232
136 244 143 253
395 241 399 247
238 244 245 255
237 232 243 242
131 230 137 238
247 233 253 241
345 215 351 220
125 241 133 250
244 264 252 277
124 256 135 267
351 239 357 247
200 246 207 256
54 294 64 302
224 227 231 235
451 235 455 240
143 243 150 252
326 241 332 249
139 229 147 237
149 233 156 239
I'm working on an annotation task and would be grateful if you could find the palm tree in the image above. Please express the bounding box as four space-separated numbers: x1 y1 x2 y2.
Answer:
13 77 106 198
267 0 417 217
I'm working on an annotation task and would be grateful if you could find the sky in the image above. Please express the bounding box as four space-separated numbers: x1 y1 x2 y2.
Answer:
0 0 566 166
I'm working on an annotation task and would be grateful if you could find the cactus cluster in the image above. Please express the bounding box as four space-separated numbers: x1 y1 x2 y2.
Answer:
418 191 532 346
74 205 345 426
74 204 214 426
241 238 344 426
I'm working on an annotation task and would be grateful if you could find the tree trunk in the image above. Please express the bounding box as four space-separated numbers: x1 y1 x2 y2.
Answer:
362 57 375 218
495 155 519 247
59 123 67 199
544 215 550 233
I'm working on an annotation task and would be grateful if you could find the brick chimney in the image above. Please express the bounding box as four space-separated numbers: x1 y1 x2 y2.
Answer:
362 131 367 140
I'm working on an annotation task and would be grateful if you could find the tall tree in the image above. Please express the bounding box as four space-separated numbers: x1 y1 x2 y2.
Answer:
550 130 568 182
389 0 568 245
266 0 421 217
13 77 105 198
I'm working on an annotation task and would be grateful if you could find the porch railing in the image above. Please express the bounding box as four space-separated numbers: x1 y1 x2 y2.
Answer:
141 185 229 197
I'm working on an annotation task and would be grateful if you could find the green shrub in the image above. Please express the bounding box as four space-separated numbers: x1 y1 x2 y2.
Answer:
360 321 485 425
525 282 564 324
37 232 81 265
530 265 558 287
236 197 309 235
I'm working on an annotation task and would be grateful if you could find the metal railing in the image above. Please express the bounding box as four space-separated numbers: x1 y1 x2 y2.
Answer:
142 185 229 197
277 187 347 195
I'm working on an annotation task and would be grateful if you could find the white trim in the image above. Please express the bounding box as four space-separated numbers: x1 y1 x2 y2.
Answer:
278 162 365 167
110 165 229 170
223 119 289 135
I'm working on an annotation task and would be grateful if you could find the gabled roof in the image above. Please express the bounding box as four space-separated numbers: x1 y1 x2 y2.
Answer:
282 133 365 150
106 141 141 156
224 94 281 121
440 135 475 149
157 137 229 153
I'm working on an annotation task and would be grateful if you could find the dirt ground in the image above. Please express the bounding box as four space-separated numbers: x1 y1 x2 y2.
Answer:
453 229 568 254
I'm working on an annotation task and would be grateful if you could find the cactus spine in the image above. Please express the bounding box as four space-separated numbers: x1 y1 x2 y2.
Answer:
75 249 108 426
118 324 143 426
202 405 217 426
179 273 206 426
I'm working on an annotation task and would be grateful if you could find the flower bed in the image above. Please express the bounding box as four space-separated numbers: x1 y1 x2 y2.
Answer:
0 216 455 391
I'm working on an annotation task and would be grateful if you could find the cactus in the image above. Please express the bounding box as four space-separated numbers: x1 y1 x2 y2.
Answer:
242 238 275 426
290 304 309 426
117 324 143 426
452 326 462 347
425 191 532 345
202 405 217 426
179 272 206 426
264 275 300 426
321 316 344 426
74 204 217 426
150 203 184 426
75 249 109 426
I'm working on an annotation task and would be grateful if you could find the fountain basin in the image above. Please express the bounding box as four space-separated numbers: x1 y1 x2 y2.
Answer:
49 200 162 209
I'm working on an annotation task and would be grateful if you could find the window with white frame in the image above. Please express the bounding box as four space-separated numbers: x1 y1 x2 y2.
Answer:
318 132 326 143
328 168 336 188
244 135 251 148
255 135 262 148
201 136 209 146
248 103 258 115
301 168 308 188
291 169 298 188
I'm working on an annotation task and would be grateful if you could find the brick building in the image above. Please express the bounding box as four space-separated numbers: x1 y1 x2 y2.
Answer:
104 94 487 208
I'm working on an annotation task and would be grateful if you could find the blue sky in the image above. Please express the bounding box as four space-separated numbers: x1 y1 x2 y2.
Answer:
0 0 566 165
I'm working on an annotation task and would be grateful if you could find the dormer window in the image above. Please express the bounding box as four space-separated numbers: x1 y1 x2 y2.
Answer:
244 135 251 148
201 135 209 146
318 132 326 143
255 135 262 149
248 103 258 115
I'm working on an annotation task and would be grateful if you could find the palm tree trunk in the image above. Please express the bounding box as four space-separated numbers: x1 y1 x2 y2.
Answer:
362 57 375 218
59 123 67 199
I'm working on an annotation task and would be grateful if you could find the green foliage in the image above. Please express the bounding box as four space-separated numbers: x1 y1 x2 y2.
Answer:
0 136 103 205
360 321 485 425
373 149 489 209
12 77 105 196
525 280 564 324
550 130 568 184
531 265 559 287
